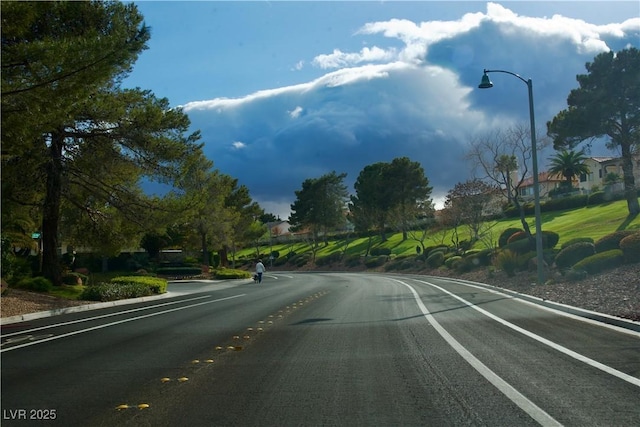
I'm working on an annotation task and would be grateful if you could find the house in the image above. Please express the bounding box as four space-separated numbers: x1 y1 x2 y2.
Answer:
518 171 572 200
518 154 640 200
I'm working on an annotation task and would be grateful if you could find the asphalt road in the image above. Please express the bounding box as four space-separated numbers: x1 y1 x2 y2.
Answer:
1 272 639 426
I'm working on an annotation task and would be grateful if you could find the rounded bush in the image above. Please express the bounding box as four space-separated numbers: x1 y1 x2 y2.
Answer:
499 228 524 248
17 276 53 293
619 233 640 263
572 249 624 274
554 242 596 270
370 247 392 256
561 237 594 250
426 251 444 268
444 256 462 269
594 230 637 253
539 231 560 249
364 256 386 268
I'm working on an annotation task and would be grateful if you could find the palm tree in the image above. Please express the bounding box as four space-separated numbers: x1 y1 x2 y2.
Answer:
548 149 590 189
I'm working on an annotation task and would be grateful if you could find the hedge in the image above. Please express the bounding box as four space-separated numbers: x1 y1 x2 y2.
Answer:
110 276 168 294
426 251 445 268
572 249 624 275
498 228 523 248
619 233 640 263
560 237 594 250
554 242 596 270
213 268 251 279
594 230 637 253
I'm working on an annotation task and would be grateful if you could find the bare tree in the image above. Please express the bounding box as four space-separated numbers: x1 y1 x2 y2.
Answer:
466 124 549 238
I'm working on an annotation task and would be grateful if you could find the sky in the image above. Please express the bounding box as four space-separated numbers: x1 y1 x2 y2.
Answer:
124 1 640 219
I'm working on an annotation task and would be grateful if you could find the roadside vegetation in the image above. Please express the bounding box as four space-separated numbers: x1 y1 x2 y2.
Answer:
1 4 638 307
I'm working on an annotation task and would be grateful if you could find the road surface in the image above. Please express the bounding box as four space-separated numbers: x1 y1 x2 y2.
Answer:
2 272 639 426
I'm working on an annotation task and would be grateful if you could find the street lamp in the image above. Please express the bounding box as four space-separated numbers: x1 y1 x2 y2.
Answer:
479 69 545 284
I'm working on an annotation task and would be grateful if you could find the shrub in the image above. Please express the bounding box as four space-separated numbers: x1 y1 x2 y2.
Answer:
16 276 53 293
156 266 202 277
561 237 594 250
444 256 462 269
426 246 448 257
619 233 640 263
273 256 288 267
594 230 637 253
494 250 519 277
80 282 153 302
63 272 88 285
505 232 532 254
572 249 624 274
364 256 386 268
464 248 494 267
539 231 560 249
554 242 596 270
315 252 342 266
344 255 361 268
499 228 523 247
370 247 392 256
110 276 168 294
213 268 251 280
587 191 607 205
426 251 444 268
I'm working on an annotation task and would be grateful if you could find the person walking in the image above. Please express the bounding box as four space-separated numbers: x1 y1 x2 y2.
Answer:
255 259 266 283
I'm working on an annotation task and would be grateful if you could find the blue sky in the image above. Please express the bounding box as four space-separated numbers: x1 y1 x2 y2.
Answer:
124 1 640 218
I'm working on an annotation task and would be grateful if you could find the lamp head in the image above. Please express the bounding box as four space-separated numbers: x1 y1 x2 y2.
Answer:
478 72 493 89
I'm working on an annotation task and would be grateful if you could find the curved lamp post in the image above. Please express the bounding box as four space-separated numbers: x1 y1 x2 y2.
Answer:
479 69 545 284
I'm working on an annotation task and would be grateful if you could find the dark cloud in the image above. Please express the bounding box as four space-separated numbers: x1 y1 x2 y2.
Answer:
181 5 639 217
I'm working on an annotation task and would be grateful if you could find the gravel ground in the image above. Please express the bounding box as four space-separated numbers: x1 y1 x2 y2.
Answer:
2 264 639 321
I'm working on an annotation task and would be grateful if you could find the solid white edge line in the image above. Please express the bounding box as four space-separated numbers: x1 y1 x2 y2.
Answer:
1 295 212 338
392 279 562 426
437 276 640 337
0 294 245 353
412 278 640 388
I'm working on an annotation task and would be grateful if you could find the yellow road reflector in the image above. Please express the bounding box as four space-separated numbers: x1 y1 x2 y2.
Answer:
257 327 263 332
205 359 214 363
226 346 235 350
160 377 171 383
116 404 129 410
234 346 243 351
247 327 254 331
268 321 273 324
215 346 223 350
243 335 251 340
232 335 240 340
178 377 189 382
258 320 265 324
192 359 200 364
138 404 150 410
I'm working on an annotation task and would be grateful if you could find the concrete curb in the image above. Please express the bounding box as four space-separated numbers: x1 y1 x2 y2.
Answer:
1 278 253 326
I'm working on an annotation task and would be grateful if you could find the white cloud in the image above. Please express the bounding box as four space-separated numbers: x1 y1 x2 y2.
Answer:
288 106 304 119
312 46 398 69
179 3 639 218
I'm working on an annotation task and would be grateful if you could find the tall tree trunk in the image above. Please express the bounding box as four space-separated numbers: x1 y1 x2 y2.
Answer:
41 130 64 286
620 142 639 215
201 232 210 266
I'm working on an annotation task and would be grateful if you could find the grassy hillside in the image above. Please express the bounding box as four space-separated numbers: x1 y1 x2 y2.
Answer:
237 199 640 262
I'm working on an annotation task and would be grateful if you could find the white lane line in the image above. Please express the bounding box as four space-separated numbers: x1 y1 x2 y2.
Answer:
1 295 212 338
413 278 640 388
1 294 245 353
434 276 640 338
392 279 562 426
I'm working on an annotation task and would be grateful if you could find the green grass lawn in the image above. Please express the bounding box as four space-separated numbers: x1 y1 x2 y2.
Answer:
238 199 640 260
